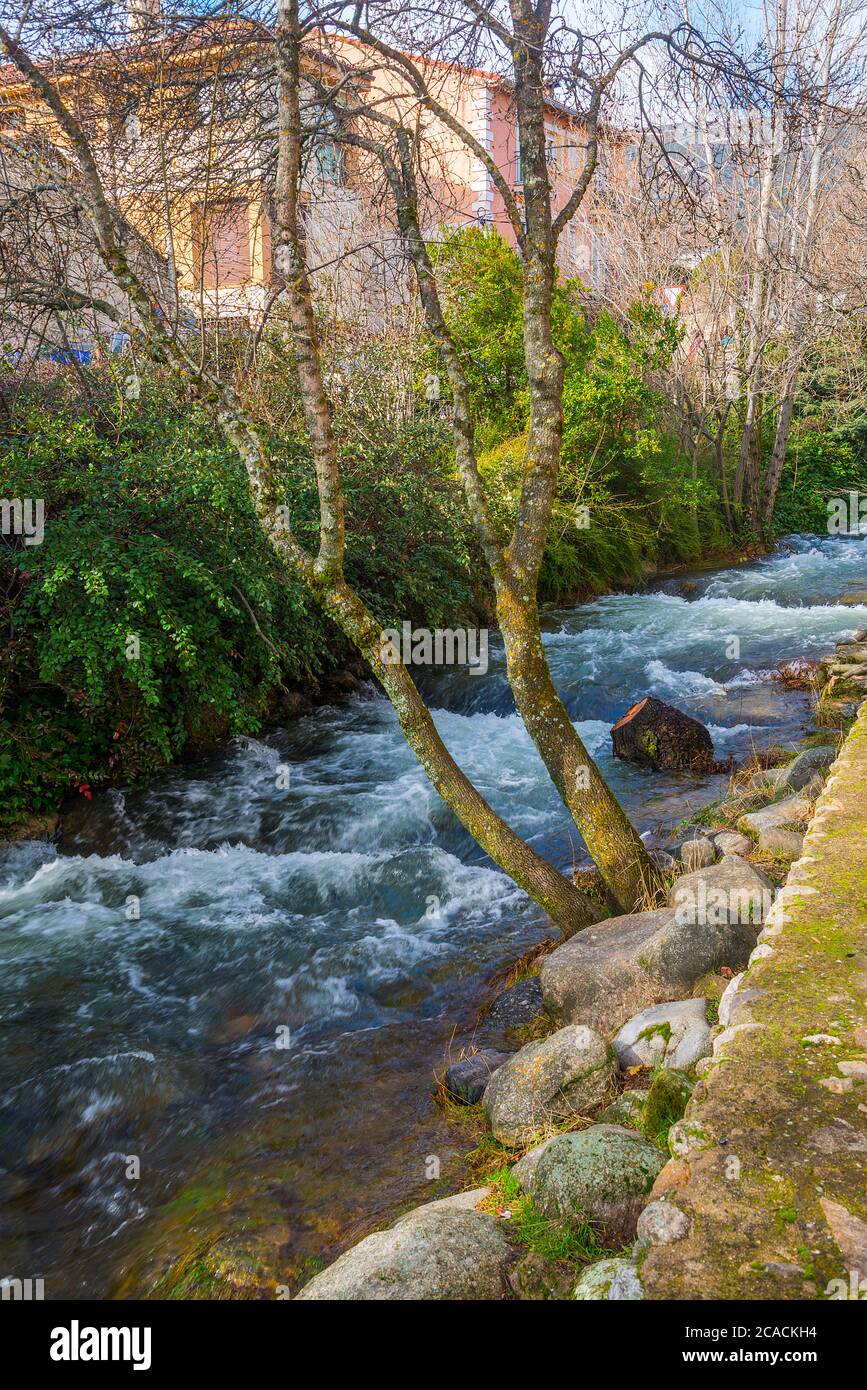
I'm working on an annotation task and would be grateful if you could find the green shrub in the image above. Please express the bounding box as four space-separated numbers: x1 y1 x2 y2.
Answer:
0 379 478 832
433 228 728 599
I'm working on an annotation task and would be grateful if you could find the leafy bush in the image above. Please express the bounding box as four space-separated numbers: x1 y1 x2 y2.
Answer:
774 423 867 535
435 228 725 599
0 378 478 832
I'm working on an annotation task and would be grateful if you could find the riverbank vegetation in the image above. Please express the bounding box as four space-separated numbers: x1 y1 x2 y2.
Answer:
3 225 866 837
2 0 867 927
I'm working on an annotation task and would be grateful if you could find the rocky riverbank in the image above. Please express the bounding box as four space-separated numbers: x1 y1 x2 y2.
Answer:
294 630 867 1300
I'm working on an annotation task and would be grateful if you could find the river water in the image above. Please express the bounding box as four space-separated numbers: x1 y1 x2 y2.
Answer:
1 535 866 1296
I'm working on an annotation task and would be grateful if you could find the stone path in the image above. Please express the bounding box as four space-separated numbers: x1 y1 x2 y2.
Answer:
640 705 867 1299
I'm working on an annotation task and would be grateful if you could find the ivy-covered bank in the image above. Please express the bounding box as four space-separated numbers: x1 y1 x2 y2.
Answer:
0 382 482 837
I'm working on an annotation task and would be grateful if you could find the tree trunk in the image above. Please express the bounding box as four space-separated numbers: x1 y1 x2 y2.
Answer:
762 369 797 536
382 109 655 912
497 592 657 910
502 11 657 911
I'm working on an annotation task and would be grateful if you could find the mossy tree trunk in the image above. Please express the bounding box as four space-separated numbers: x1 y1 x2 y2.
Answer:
341 9 658 911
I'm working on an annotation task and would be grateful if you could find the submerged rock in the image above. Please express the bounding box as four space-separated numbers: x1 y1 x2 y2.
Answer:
541 905 757 1034
294 1206 513 1300
516 1124 665 1245
613 999 712 1072
611 696 722 773
483 1025 615 1147
443 1050 510 1105
483 976 544 1032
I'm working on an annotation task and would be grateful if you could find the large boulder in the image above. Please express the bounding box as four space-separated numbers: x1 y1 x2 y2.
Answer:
511 1136 559 1190
540 906 757 1034
610 696 722 773
483 1025 615 1147
294 1205 513 1300
738 790 814 840
667 855 775 928
393 1188 491 1224
516 1124 665 1245
613 999 712 1071
778 745 836 792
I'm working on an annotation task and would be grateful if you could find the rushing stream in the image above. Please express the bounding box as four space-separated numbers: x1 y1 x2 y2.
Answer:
2 535 867 1296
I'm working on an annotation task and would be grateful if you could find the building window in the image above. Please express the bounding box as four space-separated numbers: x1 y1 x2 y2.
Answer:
196 199 251 289
314 138 344 184
312 105 345 185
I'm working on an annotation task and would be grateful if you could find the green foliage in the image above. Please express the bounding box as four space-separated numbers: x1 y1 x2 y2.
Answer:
0 380 478 833
433 228 728 599
484 1165 610 1266
772 342 867 534
774 424 867 534
429 225 586 443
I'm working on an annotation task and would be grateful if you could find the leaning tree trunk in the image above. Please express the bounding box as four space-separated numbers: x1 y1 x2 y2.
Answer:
500 29 657 912
497 592 657 910
386 130 655 913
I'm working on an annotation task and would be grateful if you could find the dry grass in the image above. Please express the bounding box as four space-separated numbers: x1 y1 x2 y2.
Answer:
772 658 821 692
486 938 559 995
